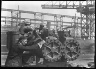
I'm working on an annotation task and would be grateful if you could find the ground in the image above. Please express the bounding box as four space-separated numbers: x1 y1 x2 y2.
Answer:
1 39 95 67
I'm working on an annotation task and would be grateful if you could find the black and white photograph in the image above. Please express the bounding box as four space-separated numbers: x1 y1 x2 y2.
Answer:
1 0 95 67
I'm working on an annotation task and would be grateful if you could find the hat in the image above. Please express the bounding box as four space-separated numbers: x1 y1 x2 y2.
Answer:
23 27 33 33
25 22 31 26
40 23 44 28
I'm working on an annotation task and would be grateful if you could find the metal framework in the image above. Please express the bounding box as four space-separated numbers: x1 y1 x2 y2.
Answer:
1 0 95 39
41 0 95 39
41 1 95 9
1 8 83 29
77 1 95 39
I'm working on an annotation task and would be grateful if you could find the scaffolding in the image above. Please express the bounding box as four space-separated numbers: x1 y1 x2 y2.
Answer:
1 0 95 39
41 0 95 39
1 8 82 31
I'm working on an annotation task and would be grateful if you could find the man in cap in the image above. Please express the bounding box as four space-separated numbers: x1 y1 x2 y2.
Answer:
38 23 49 40
19 21 31 35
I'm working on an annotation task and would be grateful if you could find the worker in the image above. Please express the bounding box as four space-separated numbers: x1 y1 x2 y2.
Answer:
58 29 66 44
18 26 45 65
38 23 48 40
18 21 31 36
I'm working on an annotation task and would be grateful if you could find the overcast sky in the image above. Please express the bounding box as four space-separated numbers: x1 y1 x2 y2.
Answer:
2 1 81 16
1 1 81 27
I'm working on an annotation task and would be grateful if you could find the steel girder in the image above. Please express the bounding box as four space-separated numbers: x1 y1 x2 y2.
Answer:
1 8 86 28
1 8 85 19
80 13 95 39
41 0 95 39
41 1 95 9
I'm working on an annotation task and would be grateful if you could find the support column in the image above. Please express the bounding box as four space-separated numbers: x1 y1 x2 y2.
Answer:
11 11 13 27
86 14 89 39
60 16 63 30
5 17 6 25
54 16 57 30
34 13 36 25
41 14 44 24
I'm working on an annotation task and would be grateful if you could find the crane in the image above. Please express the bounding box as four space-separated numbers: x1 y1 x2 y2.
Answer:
41 1 95 9
41 0 95 39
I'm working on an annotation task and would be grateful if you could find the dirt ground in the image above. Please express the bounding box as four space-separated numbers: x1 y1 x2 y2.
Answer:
1 39 95 67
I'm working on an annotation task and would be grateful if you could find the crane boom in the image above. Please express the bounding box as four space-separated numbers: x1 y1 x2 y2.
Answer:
41 1 95 9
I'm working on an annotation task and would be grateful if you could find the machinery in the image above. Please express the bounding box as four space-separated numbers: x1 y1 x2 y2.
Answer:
34 26 81 63
41 0 95 40
40 1 95 64
1 1 94 67
9 24 80 66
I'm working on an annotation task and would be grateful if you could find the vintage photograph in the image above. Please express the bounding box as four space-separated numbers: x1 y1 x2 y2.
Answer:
1 0 95 67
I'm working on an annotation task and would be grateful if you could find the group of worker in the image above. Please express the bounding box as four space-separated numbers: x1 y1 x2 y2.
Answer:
5 21 68 67
5 22 46 67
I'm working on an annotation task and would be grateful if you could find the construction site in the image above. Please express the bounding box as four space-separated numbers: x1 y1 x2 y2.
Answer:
1 0 95 67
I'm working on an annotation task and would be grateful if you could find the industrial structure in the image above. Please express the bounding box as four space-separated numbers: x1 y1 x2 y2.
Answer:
1 1 95 40
1 0 95 67
41 0 95 39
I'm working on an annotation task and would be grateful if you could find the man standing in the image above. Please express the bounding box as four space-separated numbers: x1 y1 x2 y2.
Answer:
38 24 48 40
